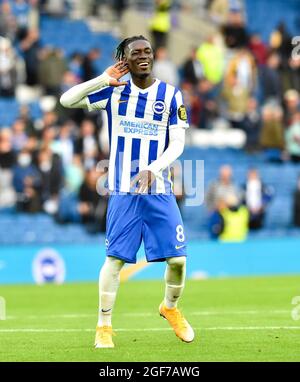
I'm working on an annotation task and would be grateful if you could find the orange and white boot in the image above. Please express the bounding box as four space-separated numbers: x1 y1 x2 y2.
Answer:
95 326 115 348
159 302 195 343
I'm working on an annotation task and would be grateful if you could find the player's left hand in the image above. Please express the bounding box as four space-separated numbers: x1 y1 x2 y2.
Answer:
130 170 156 194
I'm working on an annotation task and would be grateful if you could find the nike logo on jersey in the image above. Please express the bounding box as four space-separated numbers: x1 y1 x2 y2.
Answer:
175 245 185 250
118 100 128 104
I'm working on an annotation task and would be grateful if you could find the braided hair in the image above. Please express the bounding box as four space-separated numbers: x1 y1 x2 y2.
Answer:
115 35 149 61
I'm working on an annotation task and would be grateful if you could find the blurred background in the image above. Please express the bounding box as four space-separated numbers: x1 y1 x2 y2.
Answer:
0 0 300 283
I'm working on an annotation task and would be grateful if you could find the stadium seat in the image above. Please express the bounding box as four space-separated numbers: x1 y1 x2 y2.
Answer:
39 16 118 74
245 0 300 42
0 98 43 128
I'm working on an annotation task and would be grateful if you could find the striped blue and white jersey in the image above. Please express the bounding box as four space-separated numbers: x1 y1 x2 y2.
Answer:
86 78 189 194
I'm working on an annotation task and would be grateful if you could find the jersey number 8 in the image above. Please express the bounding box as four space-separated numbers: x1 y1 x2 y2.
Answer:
176 225 185 242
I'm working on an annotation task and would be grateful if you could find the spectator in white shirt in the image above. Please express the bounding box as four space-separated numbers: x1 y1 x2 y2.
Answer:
243 168 274 229
153 46 179 87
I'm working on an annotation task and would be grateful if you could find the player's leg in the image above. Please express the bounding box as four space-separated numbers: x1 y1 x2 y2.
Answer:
98 256 125 326
159 256 194 343
141 194 194 342
164 255 186 309
95 256 124 348
95 194 143 348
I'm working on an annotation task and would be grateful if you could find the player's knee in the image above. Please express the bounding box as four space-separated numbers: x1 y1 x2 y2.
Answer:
167 256 186 270
106 256 125 273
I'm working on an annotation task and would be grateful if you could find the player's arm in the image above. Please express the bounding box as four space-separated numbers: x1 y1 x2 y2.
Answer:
132 91 189 194
131 128 186 193
147 127 185 177
59 61 129 109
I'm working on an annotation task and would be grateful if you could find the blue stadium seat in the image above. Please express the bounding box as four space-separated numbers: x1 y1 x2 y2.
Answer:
40 16 117 71
0 98 42 128
245 0 300 42
0 98 19 127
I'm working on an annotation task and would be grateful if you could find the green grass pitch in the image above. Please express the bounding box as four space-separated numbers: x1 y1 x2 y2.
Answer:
0 275 300 362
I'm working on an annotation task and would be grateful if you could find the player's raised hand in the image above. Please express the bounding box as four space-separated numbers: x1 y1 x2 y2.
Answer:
130 170 156 194
105 61 129 87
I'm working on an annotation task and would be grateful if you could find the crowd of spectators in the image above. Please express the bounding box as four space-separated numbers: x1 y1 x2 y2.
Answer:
180 5 300 163
0 114 108 232
0 0 110 232
0 0 300 238
146 0 300 238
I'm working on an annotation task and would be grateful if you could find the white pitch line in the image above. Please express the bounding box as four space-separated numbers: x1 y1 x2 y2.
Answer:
5 310 292 320
6 314 95 320
0 326 300 333
205 326 300 331
191 310 291 316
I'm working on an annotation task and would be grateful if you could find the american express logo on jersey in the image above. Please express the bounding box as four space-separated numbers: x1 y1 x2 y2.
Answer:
120 119 159 136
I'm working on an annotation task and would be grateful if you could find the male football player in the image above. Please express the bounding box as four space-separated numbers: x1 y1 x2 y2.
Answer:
60 35 194 348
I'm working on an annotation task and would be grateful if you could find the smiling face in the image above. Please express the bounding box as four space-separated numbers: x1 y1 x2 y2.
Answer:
124 39 154 79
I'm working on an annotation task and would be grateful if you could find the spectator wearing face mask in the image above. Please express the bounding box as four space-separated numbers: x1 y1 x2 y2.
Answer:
12 149 41 212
